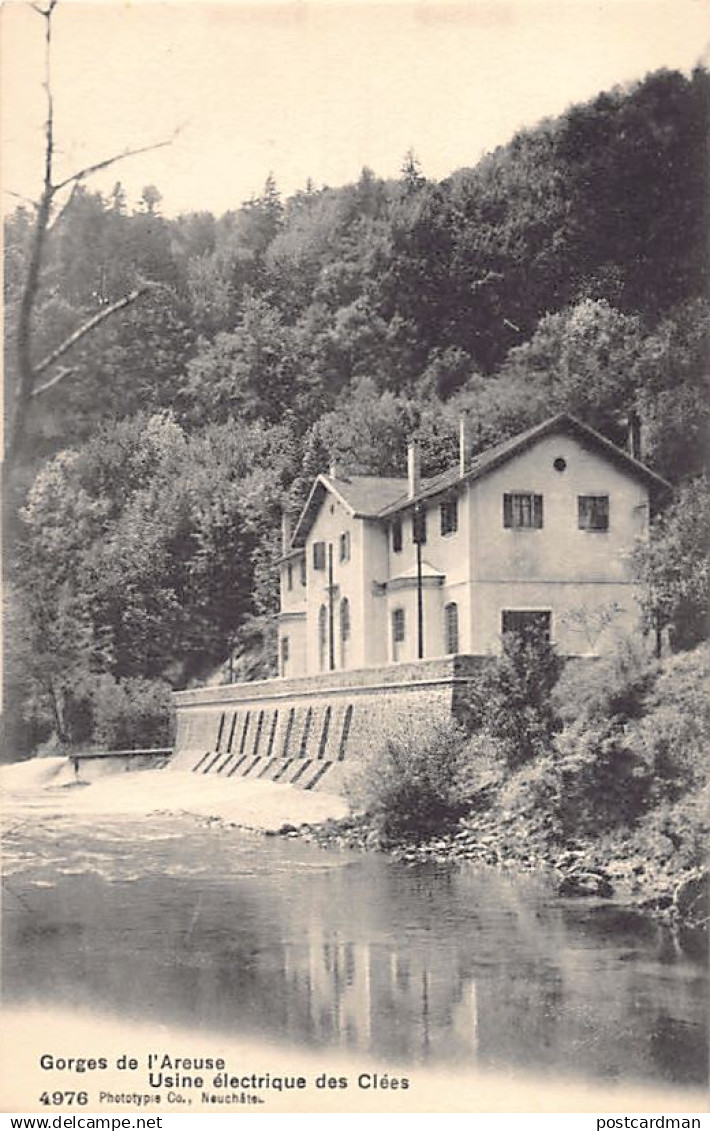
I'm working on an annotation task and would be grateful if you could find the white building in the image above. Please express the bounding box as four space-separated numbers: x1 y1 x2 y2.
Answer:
277 413 669 678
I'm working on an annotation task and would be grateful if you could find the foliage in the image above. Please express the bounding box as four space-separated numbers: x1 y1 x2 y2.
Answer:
508 641 710 836
13 412 297 747
461 626 564 768
550 720 653 835
5 64 709 755
349 719 468 843
91 675 175 750
552 638 657 726
630 786 710 873
632 475 710 650
630 643 710 800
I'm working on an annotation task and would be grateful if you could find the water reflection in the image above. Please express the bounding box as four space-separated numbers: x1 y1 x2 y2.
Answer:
2 813 707 1088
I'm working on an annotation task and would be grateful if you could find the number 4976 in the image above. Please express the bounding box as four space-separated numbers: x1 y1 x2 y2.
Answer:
40 1092 88 1106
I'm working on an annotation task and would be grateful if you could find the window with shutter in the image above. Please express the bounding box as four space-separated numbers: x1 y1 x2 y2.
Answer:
318 605 328 670
392 608 405 643
444 602 459 653
440 498 458 536
503 493 543 529
340 597 350 667
578 495 609 531
313 541 326 570
392 518 403 553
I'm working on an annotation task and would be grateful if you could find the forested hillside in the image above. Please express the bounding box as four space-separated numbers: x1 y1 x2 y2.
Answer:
4 67 709 756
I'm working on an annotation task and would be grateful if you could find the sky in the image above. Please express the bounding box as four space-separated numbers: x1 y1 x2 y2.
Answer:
1 0 708 217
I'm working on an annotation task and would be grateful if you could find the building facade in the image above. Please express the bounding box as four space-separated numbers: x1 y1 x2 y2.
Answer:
277 414 669 678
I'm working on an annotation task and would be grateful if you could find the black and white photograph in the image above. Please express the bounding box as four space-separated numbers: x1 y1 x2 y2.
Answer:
1 0 708 1116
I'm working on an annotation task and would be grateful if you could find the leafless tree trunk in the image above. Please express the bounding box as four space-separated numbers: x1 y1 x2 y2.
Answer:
5 0 176 478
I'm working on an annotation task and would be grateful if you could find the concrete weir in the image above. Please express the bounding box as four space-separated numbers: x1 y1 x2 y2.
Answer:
171 655 486 794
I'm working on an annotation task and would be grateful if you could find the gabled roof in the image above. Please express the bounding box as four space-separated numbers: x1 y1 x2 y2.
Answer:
289 413 671 547
291 473 406 547
379 413 671 516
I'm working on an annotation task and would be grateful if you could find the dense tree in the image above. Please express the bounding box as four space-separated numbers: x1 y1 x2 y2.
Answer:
633 476 710 653
6 63 709 752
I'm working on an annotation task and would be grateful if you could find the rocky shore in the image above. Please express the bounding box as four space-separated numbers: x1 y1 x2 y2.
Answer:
271 807 708 931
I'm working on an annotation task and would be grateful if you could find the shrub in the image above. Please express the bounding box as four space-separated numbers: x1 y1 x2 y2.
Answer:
499 753 560 818
632 786 710 872
451 732 510 810
348 720 468 843
551 719 653 834
500 718 654 837
629 642 710 800
91 675 175 750
552 636 657 726
461 625 564 767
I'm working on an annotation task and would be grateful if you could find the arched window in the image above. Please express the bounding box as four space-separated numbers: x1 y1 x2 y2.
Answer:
340 597 351 667
392 607 405 661
318 604 328 671
445 602 459 654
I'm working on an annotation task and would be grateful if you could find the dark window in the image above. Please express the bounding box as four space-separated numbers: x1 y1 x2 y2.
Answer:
318 605 328 671
413 506 427 545
553 457 567 473
445 602 459 653
502 610 551 643
339 531 351 562
503 493 543 529
300 557 307 586
392 608 405 644
281 636 290 666
440 498 458 536
286 564 293 590
313 541 326 570
340 597 350 667
392 518 403 553
578 495 609 531
340 597 350 641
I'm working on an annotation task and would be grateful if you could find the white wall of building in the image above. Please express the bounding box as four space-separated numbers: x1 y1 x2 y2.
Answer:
279 429 654 675
468 433 650 654
303 493 366 675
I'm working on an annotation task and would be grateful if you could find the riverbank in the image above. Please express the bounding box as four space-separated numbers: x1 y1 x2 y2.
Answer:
0 756 349 830
275 806 709 930
3 756 705 927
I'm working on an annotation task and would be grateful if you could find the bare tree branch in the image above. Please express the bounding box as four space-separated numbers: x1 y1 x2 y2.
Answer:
5 0 180 477
8 0 56 473
52 130 181 193
46 181 80 233
33 282 165 379
31 365 75 399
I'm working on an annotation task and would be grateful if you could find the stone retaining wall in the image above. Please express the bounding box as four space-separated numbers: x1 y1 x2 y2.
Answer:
171 656 487 794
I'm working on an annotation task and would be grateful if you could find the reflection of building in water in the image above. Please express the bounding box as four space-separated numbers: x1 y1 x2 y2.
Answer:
282 920 479 1061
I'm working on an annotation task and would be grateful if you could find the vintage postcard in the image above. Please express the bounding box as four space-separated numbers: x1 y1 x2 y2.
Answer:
1 0 708 1117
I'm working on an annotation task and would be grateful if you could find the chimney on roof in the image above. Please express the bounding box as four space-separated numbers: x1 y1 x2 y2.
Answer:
329 462 338 479
407 441 421 499
627 410 642 461
281 510 292 554
459 414 472 477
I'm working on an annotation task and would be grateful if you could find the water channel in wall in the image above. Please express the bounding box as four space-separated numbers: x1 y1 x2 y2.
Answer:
1 761 707 1112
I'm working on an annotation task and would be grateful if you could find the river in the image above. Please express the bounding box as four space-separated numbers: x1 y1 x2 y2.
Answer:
1 761 707 1112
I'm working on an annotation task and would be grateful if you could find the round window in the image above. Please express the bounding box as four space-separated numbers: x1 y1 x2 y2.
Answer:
553 457 567 473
